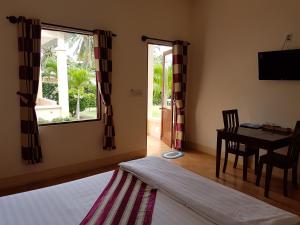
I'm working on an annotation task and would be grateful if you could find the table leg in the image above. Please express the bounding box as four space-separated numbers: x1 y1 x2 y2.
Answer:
243 154 248 181
216 133 222 178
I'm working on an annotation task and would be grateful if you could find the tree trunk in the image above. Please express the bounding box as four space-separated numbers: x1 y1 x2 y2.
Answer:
76 89 80 120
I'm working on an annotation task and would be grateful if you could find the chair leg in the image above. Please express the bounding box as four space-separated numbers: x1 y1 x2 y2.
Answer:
243 155 248 181
223 150 228 173
283 169 288 197
254 149 259 175
264 164 273 197
233 154 239 168
256 160 264 186
292 165 298 188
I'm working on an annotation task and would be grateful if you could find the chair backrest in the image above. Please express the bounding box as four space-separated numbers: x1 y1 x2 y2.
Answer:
222 109 239 129
222 109 240 151
287 121 300 165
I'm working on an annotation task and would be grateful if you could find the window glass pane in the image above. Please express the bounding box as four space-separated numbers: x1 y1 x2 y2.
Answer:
36 29 97 124
163 53 172 109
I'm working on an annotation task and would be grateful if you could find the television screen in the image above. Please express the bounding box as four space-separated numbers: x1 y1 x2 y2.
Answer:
258 49 300 80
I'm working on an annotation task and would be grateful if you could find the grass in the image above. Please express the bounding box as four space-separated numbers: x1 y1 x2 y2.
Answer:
80 107 97 119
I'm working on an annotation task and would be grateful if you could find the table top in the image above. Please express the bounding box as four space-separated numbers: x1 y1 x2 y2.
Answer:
217 127 293 142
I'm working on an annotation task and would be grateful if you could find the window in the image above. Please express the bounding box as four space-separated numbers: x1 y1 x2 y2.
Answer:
36 29 99 125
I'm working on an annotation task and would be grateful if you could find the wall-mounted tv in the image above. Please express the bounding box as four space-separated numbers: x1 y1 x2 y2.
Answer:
258 49 300 80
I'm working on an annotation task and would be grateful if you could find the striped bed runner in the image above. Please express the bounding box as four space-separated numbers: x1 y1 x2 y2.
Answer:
80 169 157 225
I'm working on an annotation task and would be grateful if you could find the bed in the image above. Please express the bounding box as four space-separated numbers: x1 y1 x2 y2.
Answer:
0 156 299 225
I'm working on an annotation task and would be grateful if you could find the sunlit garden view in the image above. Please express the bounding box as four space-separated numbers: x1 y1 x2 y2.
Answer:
151 46 172 119
36 30 97 124
147 45 172 139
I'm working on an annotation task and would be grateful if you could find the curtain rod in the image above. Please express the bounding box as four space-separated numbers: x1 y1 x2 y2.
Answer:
6 16 117 37
141 35 190 45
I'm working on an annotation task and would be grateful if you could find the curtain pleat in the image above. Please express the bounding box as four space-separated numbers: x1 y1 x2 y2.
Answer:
93 30 116 150
172 41 188 150
17 17 42 164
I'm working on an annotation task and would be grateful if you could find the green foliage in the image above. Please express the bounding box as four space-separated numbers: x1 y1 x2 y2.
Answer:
153 64 163 105
41 47 57 79
41 46 56 64
152 63 173 105
42 58 57 78
67 68 96 116
68 68 92 89
51 117 74 123
85 82 96 94
68 88 96 116
166 65 172 99
69 88 83 116
42 83 58 103
84 92 97 108
66 34 95 70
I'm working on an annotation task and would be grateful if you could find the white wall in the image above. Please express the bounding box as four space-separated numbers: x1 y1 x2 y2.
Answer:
187 0 300 150
2 0 299 182
0 0 191 179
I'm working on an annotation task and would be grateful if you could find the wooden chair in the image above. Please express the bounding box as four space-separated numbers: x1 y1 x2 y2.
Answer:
222 109 259 180
256 121 300 197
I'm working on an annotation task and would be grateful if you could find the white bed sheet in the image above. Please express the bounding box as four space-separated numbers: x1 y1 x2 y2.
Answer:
120 157 300 225
0 171 214 225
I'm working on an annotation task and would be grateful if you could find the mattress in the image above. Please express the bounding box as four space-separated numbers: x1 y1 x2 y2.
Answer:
0 171 213 225
120 157 300 225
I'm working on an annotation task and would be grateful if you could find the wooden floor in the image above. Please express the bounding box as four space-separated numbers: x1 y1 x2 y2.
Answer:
1 135 299 216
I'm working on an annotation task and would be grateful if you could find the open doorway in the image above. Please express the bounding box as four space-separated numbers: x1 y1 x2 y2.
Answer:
147 44 173 154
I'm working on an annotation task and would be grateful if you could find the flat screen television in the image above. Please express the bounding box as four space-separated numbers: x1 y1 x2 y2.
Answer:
258 49 300 80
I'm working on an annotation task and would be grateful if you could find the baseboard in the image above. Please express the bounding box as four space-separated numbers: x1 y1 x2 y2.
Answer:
0 149 146 193
186 141 286 178
186 142 214 155
186 142 251 167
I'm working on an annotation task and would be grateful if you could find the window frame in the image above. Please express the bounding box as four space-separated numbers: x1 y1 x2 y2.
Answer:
37 25 101 126
38 118 101 127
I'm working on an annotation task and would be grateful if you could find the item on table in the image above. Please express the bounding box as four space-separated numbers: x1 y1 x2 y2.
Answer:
240 123 262 129
262 124 293 135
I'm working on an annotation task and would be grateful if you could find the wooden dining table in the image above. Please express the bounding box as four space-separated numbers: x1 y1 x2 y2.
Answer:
216 127 293 197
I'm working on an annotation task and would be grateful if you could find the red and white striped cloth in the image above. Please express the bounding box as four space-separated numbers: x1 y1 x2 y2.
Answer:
80 169 157 225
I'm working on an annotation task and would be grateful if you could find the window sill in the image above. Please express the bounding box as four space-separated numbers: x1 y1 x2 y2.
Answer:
38 118 101 127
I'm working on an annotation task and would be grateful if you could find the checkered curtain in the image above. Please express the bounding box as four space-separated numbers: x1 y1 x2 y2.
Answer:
172 41 188 150
17 17 42 163
93 30 116 150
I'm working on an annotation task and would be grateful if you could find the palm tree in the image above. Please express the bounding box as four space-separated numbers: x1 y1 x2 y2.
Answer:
66 34 95 70
68 68 92 119
42 58 57 80
41 46 58 81
41 46 56 64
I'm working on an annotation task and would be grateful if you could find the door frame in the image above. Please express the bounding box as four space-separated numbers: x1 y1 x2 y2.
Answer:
146 43 173 149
